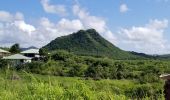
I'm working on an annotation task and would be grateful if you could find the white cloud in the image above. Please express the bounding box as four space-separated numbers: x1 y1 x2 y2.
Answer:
14 21 36 35
120 4 129 13
72 5 117 44
0 14 84 47
0 11 13 22
41 0 67 16
22 17 84 47
73 5 106 33
146 19 168 30
0 22 34 47
37 17 83 40
0 11 37 47
0 11 35 37
0 11 24 22
57 18 84 32
0 5 117 49
15 12 24 20
119 19 169 54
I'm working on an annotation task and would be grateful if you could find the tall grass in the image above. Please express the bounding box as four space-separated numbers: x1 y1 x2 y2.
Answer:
0 70 164 100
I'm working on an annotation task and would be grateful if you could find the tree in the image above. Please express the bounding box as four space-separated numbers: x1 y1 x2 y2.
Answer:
39 48 48 56
0 59 8 69
51 50 73 61
114 62 127 79
9 43 20 54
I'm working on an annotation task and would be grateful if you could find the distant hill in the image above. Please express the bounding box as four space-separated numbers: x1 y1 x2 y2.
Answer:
130 51 170 60
129 51 157 59
42 29 145 59
21 46 38 51
155 54 170 60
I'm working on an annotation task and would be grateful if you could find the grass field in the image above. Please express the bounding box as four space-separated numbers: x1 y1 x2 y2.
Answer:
0 69 165 100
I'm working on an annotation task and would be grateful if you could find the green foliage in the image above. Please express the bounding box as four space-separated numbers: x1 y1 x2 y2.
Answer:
125 83 163 99
9 43 20 54
42 29 143 59
39 48 48 56
1 50 169 99
51 50 74 61
19 61 44 74
68 63 87 77
18 51 170 83
0 59 8 69
0 71 164 99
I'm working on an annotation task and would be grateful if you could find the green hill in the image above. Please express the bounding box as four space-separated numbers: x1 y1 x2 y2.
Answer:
42 29 143 59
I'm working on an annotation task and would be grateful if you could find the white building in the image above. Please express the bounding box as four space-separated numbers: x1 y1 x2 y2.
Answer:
0 48 10 58
2 54 32 66
21 49 39 58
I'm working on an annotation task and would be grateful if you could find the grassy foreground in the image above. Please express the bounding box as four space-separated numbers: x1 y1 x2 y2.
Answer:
0 70 164 100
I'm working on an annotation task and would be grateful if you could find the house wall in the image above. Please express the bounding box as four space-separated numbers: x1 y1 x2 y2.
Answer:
23 53 40 61
24 53 36 58
0 53 3 58
0 52 9 58
10 59 31 67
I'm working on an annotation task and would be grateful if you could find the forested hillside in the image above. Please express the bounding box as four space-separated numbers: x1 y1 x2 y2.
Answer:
43 29 144 59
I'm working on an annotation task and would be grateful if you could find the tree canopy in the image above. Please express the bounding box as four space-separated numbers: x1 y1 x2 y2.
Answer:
9 43 20 54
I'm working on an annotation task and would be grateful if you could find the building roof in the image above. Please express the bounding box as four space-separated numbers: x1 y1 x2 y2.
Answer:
160 74 170 80
21 49 39 54
0 48 10 53
2 54 31 60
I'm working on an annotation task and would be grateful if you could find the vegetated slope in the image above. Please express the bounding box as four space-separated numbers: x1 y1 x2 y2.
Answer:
156 54 170 60
130 51 170 60
43 29 144 59
129 51 157 59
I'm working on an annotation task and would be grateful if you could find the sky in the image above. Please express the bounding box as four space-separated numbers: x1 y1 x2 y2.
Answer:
0 0 170 54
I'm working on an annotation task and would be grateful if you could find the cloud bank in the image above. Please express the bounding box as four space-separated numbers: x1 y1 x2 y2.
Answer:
119 19 170 54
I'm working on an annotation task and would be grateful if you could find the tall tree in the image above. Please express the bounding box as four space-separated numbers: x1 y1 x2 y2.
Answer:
39 48 48 56
9 43 20 54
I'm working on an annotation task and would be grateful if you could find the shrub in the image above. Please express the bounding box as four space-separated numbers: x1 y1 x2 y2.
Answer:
68 64 87 77
0 59 8 69
21 61 44 74
51 50 74 61
125 84 153 99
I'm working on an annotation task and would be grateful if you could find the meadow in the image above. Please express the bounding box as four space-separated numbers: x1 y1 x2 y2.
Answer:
0 69 165 100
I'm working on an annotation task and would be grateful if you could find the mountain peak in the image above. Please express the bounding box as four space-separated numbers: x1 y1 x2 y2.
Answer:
42 29 141 59
71 29 100 39
21 46 38 51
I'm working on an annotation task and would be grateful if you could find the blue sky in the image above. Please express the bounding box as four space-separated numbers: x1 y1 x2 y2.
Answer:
0 0 170 54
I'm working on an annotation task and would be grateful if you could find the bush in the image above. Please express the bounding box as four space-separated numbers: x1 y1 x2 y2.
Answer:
68 64 87 77
21 61 44 74
51 50 74 61
125 84 153 99
114 62 128 79
0 59 8 69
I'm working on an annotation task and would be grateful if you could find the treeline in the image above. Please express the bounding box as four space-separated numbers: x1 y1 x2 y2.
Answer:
10 50 169 82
